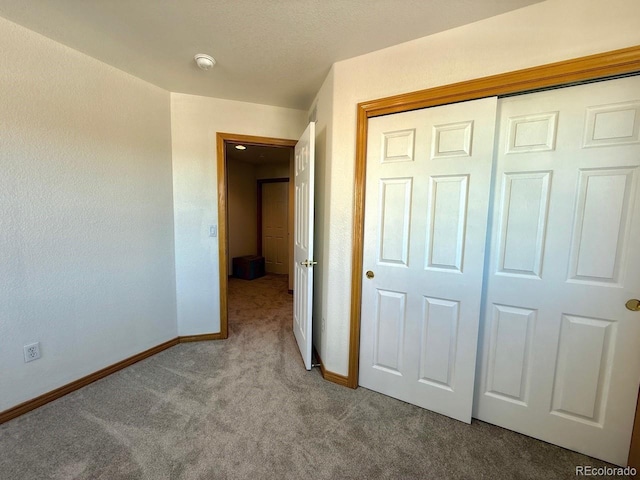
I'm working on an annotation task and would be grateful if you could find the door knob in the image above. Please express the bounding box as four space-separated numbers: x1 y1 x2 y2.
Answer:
301 260 317 267
626 299 640 311
366 270 374 279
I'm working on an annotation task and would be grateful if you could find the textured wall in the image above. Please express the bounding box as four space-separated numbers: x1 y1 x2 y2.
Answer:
321 0 640 375
255 162 290 180
170 94 306 336
0 17 176 411
308 67 334 367
228 160 258 271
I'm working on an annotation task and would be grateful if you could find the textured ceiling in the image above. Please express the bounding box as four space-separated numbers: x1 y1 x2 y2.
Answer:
0 0 542 109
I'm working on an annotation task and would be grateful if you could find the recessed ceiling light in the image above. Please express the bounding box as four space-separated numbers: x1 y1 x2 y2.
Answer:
235 145 247 150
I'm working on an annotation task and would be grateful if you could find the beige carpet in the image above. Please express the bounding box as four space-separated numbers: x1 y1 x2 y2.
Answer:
0 273 628 479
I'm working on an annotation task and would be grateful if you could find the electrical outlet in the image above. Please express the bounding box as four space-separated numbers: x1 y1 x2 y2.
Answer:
23 342 41 363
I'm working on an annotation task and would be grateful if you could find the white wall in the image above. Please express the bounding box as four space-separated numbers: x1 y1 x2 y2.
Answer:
171 94 306 336
319 0 640 375
227 160 258 271
0 17 176 411
309 67 334 365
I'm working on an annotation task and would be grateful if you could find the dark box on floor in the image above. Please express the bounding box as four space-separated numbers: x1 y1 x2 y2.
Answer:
232 255 265 280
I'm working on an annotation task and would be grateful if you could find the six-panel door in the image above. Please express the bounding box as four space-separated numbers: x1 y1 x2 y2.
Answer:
293 122 315 370
262 181 289 274
474 75 640 466
359 97 498 423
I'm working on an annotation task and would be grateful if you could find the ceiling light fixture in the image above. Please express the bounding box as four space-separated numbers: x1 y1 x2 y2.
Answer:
235 145 247 150
194 53 216 71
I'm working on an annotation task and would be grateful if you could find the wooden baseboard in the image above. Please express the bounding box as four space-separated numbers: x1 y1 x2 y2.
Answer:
0 332 227 425
0 338 179 425
313 346 351 388
179 332 226 342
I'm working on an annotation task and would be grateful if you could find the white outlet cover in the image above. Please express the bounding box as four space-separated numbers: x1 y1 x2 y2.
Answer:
23 342 41 363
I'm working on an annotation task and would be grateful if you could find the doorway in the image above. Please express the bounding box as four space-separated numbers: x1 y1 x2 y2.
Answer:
216 133 296 339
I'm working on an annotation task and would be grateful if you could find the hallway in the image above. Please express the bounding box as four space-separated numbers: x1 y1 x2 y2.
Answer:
228 274 293 329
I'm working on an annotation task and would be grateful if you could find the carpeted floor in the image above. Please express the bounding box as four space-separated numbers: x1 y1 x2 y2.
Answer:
0 273 629 479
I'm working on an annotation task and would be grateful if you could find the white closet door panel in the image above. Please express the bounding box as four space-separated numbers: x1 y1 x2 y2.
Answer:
475 75 640 466
360 97 498 423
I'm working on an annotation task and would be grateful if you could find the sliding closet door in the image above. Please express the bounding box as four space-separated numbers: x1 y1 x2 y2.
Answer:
474 76 640 466
359 97 497 423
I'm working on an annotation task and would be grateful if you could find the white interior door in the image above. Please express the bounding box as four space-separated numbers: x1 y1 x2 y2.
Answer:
262 181 289 274
474 76 640 466
293 122 315 370
359 98 497 422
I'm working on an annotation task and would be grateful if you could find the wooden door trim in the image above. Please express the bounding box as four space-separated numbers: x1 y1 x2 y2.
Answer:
257 177 290 256
216 133 296 339
348 46 640 401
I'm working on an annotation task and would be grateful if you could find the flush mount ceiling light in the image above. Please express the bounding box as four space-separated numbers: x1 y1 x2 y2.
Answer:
235 145 247 150
194 53 216 71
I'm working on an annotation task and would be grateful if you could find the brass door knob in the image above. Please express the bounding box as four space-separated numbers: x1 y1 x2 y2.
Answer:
366 270 374 279
626 299 640 311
